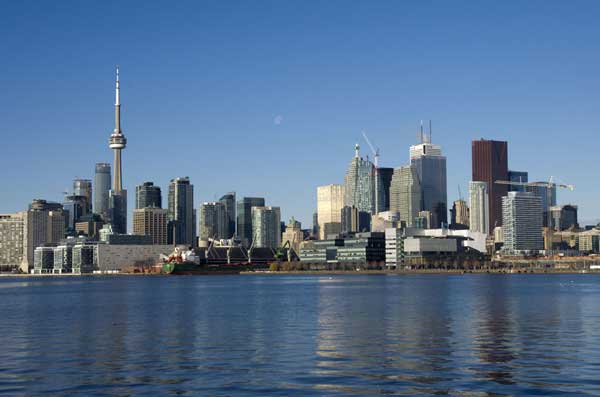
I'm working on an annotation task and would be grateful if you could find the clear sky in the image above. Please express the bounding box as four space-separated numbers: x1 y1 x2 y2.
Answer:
1 1 599 227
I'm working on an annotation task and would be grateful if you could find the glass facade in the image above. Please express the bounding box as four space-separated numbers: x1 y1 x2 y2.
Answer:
389 165 421 227
317 184 343 240
136 182 162 209
219 192 236 239
344 153 375 215
251 206 281 248
236 197 265 247
168 177 195 246
94 163 111 221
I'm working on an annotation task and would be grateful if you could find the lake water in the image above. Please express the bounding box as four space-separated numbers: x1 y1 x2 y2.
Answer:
0 274 599 396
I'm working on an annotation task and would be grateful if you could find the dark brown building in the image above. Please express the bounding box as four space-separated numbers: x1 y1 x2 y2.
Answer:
472 139 508 234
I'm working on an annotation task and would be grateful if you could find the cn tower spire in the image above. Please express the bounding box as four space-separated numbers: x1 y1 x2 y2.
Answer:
109 65 126 192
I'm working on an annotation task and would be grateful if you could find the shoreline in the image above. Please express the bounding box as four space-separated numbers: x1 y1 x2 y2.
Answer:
2 269 599 278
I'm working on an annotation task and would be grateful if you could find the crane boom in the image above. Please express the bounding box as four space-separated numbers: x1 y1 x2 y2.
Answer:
494 180 574 191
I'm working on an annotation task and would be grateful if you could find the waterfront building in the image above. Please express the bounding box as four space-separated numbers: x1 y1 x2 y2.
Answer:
0 213 25 272
282 217 304 254
526 184 557 227
21 200 66 273
33 246 55 274
299 232 385 267
168 177 195 246
502 191 543 253
450 199 469 229
135 182 162 209
472 139 508 234
389 165 422 228
376 167 394 214
108 67 128 234
410 136 447 228
508 170 528 192
317 184 344 240
133 208 168 244
344 144 375 214
53 244 73 274
251 206 281 248
72 244 96 274
199 202 227 241
236 197 265 247
95 244 171 273
219 192 236 239
94 163 111 221
340 205 371 234
469 181 489 235
550 205 578 231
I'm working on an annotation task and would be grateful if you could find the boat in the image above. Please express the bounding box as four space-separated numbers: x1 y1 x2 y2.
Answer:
160 246 249 275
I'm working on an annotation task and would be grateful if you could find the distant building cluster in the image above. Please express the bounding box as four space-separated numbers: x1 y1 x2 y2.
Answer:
0 70 598 275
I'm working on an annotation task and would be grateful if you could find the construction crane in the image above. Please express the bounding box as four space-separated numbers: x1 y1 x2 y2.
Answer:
362 131 381 213
494 177 575 227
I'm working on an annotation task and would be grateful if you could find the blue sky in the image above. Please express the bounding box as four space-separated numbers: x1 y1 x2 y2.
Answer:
1 1 599 227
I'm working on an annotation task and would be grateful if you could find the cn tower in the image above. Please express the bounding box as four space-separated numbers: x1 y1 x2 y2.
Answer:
109 66 126 191
108 66 128 234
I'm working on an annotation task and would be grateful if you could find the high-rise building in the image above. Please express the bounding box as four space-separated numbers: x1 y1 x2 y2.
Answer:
389 165 421 227
312 212 319 239
219 192 236 239
136 182 162 209
375 167 394 214
251 206 281 248
469 181 489 235
236 197 265 247
133 208 168 244
63 194 89 231
199 202 227 241
508 170 528 192
21 200 66 272
94 163 111 221
450 199 469 229
341 205 371 234
526 184 557 227
410 135 447 228
550 205 578 231
73 179 92 214
502 191 543 253
472 139 508 233
167 177 195 246
0 213 25 272
317 184 344 240
108 67 128 234
344 144 375 214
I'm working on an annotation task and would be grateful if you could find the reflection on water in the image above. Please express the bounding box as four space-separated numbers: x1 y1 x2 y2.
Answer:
0 275 599 396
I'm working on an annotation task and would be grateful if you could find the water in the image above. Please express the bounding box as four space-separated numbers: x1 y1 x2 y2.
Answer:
0 274 599 396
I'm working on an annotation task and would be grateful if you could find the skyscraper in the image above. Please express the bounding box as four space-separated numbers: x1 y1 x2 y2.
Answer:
410 134 447 228
133 208 168 244
550 205 578 231
21 200 66 272
108 66 127 234
389 165 421 227
502 191 543 253
94 163 111 221
251 206 281 248
236 197 265 247
375 167 394 214
526 184 557 227
472 139 508 233
136 182 162 209
341 205 371 234
219 192 236 239
469 181 489 235
199 202 227 240
168 177 195 246
317 184 344 240
0 213 25 272
73 179 92 214
344 144 375 214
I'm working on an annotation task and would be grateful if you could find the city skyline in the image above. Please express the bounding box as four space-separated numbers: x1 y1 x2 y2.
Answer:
2 2 599 226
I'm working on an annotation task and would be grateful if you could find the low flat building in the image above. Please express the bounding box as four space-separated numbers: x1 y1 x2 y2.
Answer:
299 232 385 268
33 246 55 274
95 244 172 272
